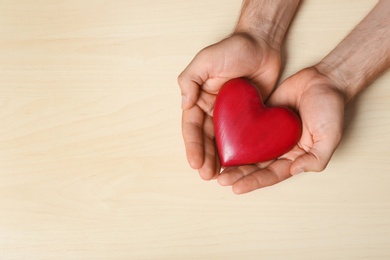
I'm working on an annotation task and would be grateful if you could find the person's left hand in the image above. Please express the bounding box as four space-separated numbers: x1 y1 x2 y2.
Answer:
218 67 346 194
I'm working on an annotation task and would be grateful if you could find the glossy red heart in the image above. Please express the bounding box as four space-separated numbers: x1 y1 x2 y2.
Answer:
213 78 302 167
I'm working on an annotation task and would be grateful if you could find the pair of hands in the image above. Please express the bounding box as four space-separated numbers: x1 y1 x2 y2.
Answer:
179 33 345 194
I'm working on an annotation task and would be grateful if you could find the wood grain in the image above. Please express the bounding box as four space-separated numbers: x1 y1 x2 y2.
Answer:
1 0 389 259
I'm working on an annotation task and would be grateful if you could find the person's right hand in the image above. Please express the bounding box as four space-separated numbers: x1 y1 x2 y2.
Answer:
178 32 281 181
217 67 346 194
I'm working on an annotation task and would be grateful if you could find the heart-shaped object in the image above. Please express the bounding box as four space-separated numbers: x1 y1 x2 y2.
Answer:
213 78 302 167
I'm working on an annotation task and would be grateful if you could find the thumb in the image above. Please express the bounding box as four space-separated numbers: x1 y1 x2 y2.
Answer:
178 73 200 110
178 49 213 110
290 137 341 175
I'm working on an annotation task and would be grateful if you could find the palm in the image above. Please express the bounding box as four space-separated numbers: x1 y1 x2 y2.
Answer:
218 68 346 194
179 33 281 180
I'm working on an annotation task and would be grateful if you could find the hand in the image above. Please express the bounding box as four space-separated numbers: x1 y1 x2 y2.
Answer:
216 0 390 194
179 33 281 180
217 67 346 194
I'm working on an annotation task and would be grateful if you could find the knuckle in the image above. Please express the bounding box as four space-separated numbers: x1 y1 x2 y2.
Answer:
177 73 186 87
313 161 328 172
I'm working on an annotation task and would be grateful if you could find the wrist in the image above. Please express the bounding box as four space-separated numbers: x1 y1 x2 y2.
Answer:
314 0 390 103
313 59 352 103
234 0 300 50
234 19 286 51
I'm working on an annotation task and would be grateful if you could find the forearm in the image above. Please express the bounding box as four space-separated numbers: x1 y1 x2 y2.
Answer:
315 0 390 102
234 0 301 50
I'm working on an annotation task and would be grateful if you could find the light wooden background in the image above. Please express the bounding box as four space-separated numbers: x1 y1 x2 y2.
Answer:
1 0 390 259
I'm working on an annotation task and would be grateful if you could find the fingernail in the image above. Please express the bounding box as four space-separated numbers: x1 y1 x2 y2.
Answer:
181 95 186 109
292 168 304 175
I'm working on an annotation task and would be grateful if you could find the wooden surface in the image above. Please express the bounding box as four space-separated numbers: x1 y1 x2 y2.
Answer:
1 0 390 259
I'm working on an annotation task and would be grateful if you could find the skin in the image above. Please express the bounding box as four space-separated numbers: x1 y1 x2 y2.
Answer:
179 0 300 181
179 0 390 194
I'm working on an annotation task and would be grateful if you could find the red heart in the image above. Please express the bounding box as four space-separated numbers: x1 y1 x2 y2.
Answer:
213 78 302 167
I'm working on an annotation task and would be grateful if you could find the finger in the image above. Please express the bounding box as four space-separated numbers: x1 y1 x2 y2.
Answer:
266 76 299 108
290 137 341 175
217 159 275 186
217 165 259 186
178 72 201 110
212 146 221 180
196 90 217 118
278 145 306 161
255 159 275 169
178 50 212 110
197 115 220 180
182 105 205 169
232 159 293 194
